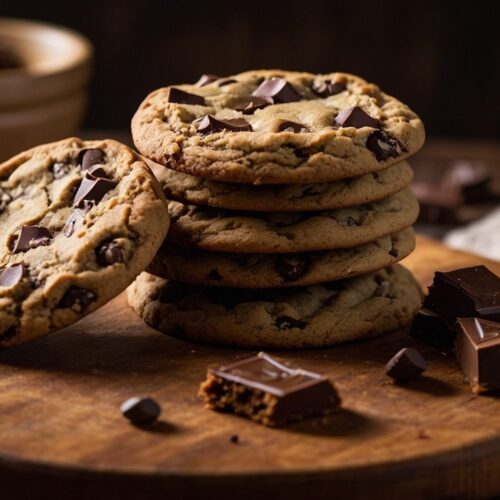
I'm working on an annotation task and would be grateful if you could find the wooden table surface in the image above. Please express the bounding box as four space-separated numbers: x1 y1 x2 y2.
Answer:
0 236 500 500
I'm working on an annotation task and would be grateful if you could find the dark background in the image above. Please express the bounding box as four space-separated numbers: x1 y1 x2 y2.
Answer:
3 0 500 138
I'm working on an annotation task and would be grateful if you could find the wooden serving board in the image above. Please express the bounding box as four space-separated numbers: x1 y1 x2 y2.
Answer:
1 236 500 500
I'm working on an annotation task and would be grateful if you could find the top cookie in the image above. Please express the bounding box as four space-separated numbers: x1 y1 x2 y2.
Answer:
0 138 169 347
132 69 425 185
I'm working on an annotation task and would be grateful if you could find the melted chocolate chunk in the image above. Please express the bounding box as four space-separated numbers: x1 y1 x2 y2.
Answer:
385 348 427 382
73 171 116 208
252 78 302 103
275 254 310 282
275 315 307 330
96 240 125 266
233 96 272 115
168 88 205 105
59 287 96 312
196 115 252 134
0 264 25 287
278 121 307 133
366 131 403 161
12 225 52 253
335 106 380 129
312 79 346 97
77 148 105 171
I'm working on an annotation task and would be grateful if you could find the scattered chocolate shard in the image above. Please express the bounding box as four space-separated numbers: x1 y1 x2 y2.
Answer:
12 225 52 253
59 286 96 312
0 263 25 287
77 148 105 171
456 317 500 393
252 78 302 104
312 79 346 97
385 347 427 382
196 115 252 134
73 170 117 208
120 396 161 425
366 130 403 161
423 265 500 324
233 96 271 115
410 308 456 350
335 106 380 129
168 87 205 105
96 240 125 266
275 254 310 281
198 352 341 427
194 74 221 87
277 120 307 133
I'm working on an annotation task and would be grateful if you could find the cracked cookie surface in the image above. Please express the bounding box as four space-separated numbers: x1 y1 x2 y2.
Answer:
167 187 418 253
0 138 169 347
127 265 422 348
149 228 415 288
132 69 424 185
150 159 413 212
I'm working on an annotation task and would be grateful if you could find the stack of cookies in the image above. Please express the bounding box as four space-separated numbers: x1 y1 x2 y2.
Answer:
129 70 426 349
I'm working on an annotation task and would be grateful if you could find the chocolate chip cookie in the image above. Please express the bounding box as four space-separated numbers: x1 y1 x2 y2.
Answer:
167 187 418 253
132 70 424 185
0 138 169 347
127 265 422 349
150 159 413 212
149 228 415 288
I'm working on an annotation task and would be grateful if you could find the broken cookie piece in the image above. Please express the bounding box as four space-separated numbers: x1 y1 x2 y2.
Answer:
198 352 341 427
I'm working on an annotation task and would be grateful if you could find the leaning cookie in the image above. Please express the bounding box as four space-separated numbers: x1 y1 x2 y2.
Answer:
167 187 418 253
132 69 424 185
149 228 415 288
0 138 169 347
150 160 413 212
128 265 422 349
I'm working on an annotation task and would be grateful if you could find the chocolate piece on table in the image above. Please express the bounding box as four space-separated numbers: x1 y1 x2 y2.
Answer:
252 78 302 104
121 396 161 425
194 74 221 87
335 106 380 129
196 115 252 134
456 317 500 393
198 352 340 427
312 79 346 97
233 96 272 115
12 225 52 253
0 264 25 287
278 121 307 133
96 240 125 266
73 170 117 208
410 308 456 350
366 131 403 161
385 348 427 382
77 148 105 171
423 265 500 324
168 87 205 105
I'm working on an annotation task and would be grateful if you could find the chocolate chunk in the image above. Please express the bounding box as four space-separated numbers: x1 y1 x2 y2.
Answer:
456 317 500 393
120 396 161 425
275 254 310 281
73 171 117 208
347 216 359 226
198 352 341 427
0 264 25 287
312 79 346 97
64 200 94 237
385 348 427 382
96 240 125 266
216 77 237 87
195 74 221 87
410 308 456 350
233 96 271 115
196 115 252 134
252 78 302 103
278 121 307 133
51 162 71 179
12 225 52 253
168 88 205 105
366 131 403 161
275 315 307 330
423 265 500 324
335 106 380 129
77 148 105 171
59 287 96 312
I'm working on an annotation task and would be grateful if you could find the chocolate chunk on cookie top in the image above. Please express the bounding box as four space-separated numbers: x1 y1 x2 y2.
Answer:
0 138 169 347
132 69 424 184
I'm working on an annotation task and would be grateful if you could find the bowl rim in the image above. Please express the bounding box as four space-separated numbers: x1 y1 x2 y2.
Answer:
0 17 93 77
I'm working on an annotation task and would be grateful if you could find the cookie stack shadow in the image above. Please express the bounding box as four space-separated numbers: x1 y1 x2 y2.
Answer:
127 70 425 349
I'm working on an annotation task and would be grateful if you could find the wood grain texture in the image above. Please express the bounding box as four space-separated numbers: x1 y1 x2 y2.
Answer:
1 236 500 500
